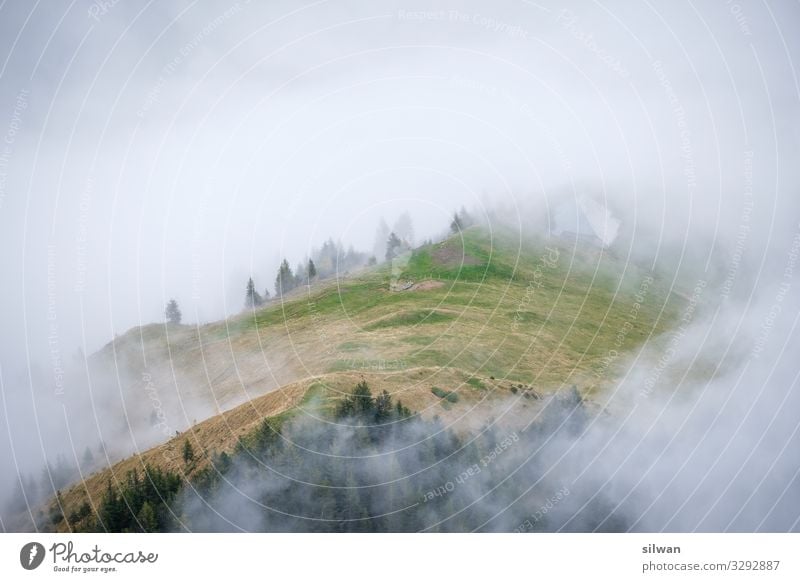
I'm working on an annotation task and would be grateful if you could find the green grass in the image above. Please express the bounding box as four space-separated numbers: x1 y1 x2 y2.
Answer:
337 341 366 352
403 230 517 282
466 377 486 390
401 335 438 345
300 383 327 407
364 310 455 331
177 226 685 393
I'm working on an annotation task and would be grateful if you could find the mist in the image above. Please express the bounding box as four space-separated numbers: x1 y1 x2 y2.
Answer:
0 0 798 531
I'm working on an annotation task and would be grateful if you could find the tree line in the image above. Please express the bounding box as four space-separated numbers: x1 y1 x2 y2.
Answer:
162 208 474 320
58 378 613 533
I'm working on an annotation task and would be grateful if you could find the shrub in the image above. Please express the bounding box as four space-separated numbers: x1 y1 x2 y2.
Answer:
466 377 485 390
431 387 459 403
182 440 195 465
431 386 448 399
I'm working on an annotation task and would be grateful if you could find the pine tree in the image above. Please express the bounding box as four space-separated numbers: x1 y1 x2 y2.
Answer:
245 277 263 308
459 206 472 227
395 399 410 418
450 207 473 233
99 481 124 531
274 259 295 296
375 390 392 420
215 451 231 472
308 259 317 280
316 239 338 276
450 212 463 234
385 232 402 261
352 380 374 416
82 446 94 468
393 212 414 246
334 381 375 419
295 262 307 287
182 440 195 465
136 501 158 532
165 299 182 324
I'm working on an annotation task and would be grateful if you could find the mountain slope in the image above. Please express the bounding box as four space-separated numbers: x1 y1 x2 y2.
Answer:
39 226 689 531
90 227 680 434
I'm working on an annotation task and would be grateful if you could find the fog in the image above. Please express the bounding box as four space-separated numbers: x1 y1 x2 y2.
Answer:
0 0 798 530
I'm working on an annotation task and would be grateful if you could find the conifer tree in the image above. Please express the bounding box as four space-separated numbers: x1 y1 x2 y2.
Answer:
245 277 263 308
137 501 158 532
393 212 414 245
450 212 463 234
375 390 392 420
385 232 402 261
274 259 295 296
165 299 182 324
82 446 94 468
295 262 307 287
352 380 374 415
459 206 473 227
182 439 195 465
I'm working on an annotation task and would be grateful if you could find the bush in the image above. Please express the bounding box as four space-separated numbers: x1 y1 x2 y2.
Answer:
182 440 195 465
68 501 92 525
431 387 459 403
98 465 182 532
431 386 447 399
466 377 485 390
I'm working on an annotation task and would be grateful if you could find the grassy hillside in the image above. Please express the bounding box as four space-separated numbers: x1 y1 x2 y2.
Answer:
76 226 685 460
38 226 689 531
233 227 681 390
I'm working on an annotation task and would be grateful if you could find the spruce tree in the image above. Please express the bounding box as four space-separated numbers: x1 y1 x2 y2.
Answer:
308 259 317 280
375 390 392 420
393 212 414 246
82 446 94 468
295 262 307 287
137 501 158 532
99 481 124 531
385 232 402 261
274 259 295 296
450 212 462 234
165 299 182 325
459 206 472 227
352 380 374 416
245 277 263 308
182 439 195 465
